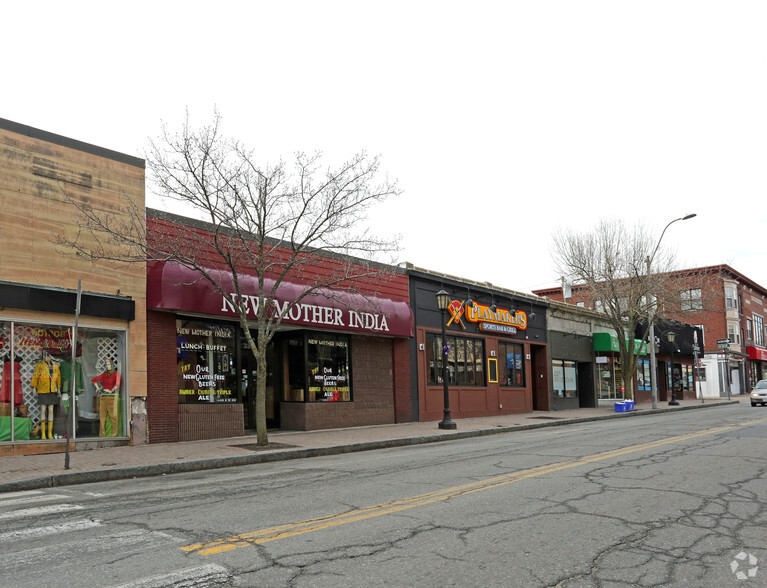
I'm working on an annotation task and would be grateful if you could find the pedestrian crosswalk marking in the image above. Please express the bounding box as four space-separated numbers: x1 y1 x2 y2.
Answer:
107 564 229 588
0 493 71 507
0 503 83 520
0 518 102 541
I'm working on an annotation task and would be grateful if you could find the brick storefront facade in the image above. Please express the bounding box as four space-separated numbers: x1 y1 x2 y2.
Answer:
145 211 414 441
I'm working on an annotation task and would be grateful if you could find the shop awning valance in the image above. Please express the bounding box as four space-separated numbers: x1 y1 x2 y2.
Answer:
747 346 767 362
593 332 646 355
147 262 414 338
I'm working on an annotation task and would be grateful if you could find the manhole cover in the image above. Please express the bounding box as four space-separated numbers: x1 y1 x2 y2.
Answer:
229 442 299 452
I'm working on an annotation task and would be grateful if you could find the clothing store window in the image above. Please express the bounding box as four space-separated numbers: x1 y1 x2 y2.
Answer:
499 341 525 387
0 320 126 441
552 359 577 398
176 320 237 404
426 333 485 386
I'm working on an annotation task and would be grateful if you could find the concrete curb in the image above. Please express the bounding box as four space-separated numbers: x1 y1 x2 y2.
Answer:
0 400 740 493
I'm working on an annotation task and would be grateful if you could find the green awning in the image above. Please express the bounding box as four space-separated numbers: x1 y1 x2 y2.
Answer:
593 332 646 355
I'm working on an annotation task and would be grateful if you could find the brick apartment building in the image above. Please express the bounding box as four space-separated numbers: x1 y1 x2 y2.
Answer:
534 265 767 397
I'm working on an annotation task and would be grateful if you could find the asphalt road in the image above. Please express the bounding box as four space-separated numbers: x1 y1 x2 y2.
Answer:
1 404 764 587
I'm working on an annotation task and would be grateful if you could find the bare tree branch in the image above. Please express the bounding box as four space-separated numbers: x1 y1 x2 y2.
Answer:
55 111 402 445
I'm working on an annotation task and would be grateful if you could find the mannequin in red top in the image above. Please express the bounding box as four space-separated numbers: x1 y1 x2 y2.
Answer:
92 358 121 437
1 355 23 405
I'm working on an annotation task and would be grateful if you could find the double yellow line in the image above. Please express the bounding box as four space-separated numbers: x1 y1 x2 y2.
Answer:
182 416 767 556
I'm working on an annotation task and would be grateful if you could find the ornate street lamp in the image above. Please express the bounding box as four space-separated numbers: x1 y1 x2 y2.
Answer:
667 330 680 406
435 290 457 430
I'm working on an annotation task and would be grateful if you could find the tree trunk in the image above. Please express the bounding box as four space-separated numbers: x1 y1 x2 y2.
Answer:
255 337 269 446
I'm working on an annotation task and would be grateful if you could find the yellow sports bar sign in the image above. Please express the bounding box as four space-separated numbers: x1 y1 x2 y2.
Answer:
448 300 527 334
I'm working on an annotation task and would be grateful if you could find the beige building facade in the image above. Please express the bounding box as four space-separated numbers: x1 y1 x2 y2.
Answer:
0 118 146 454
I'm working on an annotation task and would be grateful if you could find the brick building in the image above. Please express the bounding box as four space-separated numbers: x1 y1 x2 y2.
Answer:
534 264 767 398
405 266 549 421
145 210 413 443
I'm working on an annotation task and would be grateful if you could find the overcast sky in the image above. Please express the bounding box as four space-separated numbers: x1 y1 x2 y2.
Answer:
5 1 766 293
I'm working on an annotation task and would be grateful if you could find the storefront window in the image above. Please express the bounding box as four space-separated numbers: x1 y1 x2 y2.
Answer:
426 333 485 386
637 359 651 391
0 320 126 441
552 359 577 398
281 332 352 402
597 356 623 400
307 334 351 401
499 342 525 387
747 362 756 389
176 320 237 404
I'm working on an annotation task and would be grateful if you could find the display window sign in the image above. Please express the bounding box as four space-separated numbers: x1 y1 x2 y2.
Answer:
307 335 351 402
176 320 237 403
453 300 527 334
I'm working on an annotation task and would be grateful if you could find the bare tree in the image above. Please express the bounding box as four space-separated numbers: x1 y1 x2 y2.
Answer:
58 112 401 445
552 218 687 400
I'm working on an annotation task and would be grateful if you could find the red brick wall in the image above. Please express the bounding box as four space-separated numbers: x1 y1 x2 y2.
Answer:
392 338 412 422
146 216 409 302
280 335 396 430
146 311 179 443
178 404 244 441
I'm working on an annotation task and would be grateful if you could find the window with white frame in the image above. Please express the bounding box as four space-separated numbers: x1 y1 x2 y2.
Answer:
725 286 738 310
681 288 703 311
747 319 753 342
728 323 739 344
754 315 765 347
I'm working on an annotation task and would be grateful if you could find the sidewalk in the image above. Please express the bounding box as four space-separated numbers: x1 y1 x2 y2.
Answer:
0 397 745 493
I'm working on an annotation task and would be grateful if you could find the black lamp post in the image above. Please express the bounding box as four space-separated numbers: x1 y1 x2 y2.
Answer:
435 290 457 430
667 331 680 405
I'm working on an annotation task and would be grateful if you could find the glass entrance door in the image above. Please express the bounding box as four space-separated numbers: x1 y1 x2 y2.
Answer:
241 339 278 430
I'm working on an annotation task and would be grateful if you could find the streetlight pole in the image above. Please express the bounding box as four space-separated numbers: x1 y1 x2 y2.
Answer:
435 290 457 430
667 330 679 405
647 213 696 409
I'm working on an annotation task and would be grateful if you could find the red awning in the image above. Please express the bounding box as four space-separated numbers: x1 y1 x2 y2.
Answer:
747 346 767 362
147 262 413 338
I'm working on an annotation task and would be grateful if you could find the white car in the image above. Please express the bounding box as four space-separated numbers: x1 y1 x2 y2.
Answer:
750 380 767 406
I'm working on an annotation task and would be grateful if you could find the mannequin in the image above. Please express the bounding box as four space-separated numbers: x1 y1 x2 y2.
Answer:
60 355 84 414
30 351 61 439
1 354 23 405
92 358 120 437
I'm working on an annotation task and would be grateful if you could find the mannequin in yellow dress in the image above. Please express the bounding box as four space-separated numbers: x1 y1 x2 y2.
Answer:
30 351 61 440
